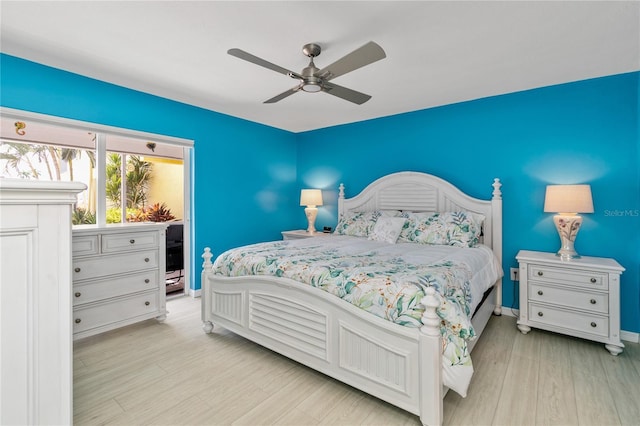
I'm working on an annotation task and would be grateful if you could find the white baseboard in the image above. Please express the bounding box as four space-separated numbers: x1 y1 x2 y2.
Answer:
499 306 639 343
189 288 201 298
621 330 640 343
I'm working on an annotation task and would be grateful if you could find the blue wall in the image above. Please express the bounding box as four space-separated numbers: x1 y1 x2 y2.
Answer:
0 54 299 290
2 53 638 333
297 72 640 333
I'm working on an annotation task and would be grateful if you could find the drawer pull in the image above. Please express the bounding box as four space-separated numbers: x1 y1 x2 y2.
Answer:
144 258 150 262
75 292 81 298
591 322 597 328
538 311 544 317
75 318 81 324
145 301 150 306
130 239 135 244
537 290 544 296
537 271 544 276
590 278 597 283
74 267 81 273
145 279 150 283
590 299 596 304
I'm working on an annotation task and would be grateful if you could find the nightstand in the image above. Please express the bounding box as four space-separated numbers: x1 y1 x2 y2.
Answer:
516 250 625 355
281 230 331 240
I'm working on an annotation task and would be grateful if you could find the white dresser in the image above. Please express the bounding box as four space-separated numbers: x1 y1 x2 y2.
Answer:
516 250 625 355
72 223 168 339
1 179 85 426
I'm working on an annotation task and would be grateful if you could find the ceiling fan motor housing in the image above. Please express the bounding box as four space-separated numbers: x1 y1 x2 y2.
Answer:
301 59 322 92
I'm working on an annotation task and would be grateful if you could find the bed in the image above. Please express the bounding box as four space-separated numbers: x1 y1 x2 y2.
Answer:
201 171 503 426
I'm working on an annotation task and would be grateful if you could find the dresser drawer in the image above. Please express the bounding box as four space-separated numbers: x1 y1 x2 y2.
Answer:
101 231 160 253
528 283 608 314
72 249 158 281
72 235 99 256
528 302 609 338
73 291 159 334
528 264 608 290
73 270 159 306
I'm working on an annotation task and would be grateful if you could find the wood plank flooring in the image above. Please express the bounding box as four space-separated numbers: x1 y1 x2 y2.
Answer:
74 296 640 426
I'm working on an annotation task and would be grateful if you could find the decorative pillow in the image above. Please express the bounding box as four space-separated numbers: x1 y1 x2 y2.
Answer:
334 211 379 237
368 217 407 244
397 211 435 242
409 211 483 248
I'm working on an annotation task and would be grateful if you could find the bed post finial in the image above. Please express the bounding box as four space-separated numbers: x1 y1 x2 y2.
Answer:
418 286 444 426
338 183 345 200
420 287 440 337
202 247 213 272
492 178 502 200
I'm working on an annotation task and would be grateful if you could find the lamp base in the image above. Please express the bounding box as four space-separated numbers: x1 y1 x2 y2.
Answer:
305 206 318 233
553 214 583 261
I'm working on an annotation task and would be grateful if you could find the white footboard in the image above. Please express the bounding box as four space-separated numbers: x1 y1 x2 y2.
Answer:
201 248 445 426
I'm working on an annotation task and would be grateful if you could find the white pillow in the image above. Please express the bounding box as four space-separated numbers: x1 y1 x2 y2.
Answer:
368 217 407 244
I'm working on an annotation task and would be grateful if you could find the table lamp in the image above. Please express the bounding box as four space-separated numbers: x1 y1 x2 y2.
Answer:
543 184 594 260
300 189 323 233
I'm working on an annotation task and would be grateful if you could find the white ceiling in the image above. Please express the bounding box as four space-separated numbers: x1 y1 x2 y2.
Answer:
1 1 638 133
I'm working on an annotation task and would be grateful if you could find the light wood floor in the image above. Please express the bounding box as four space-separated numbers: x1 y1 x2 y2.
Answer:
74 296 640 426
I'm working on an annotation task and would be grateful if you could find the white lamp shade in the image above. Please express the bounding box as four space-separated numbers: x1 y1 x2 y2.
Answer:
544 185 594 214
300 189 323 207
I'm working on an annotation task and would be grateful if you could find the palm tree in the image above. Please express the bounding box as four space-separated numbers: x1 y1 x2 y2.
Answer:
126 155 152 208
60 148 79 181
105 153 152 209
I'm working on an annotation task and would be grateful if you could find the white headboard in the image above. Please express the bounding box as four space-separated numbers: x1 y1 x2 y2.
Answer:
337 172 502 261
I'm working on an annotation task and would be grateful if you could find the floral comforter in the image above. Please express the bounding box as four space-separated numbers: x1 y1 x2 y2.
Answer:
212 235 502 396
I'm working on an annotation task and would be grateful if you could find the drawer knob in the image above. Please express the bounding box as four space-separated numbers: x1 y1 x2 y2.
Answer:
538 311 544 317
130 239 135 244
537 290 543 296
74 267 81 273
591 322 597 328
537 271 544 276
145 279 150 283
590 299 596 304
75 318 81 324
145 301 150 306
590 278 597 283
75 292 81 298
144 258 150 262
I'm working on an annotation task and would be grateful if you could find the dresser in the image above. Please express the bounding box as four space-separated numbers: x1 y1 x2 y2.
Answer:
72 223 168 339
516 250 625 355
1 179 85 426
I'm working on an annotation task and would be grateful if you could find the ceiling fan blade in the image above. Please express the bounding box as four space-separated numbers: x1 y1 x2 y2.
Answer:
322 82 371 105
315 41 386 81
264 86 301 104
228 48 303 79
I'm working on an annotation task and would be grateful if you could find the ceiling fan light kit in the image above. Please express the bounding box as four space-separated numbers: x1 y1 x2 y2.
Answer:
228 41 386 104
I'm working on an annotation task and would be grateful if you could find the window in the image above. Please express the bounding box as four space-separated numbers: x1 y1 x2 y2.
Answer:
1 116 185 227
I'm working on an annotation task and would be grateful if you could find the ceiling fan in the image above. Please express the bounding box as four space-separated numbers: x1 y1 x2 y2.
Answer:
228 41 386 105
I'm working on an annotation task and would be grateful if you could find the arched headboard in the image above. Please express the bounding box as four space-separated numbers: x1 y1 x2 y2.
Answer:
337 171 502 262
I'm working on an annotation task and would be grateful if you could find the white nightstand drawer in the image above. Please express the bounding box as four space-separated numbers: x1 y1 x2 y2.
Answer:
528 283 608 314
73 291 159 334
102 231 160 253
528 264 608 290
72 249 158 281
72 235 99 256
528 302 609 337
73 270 159 305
